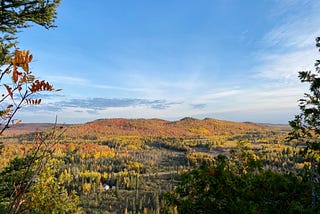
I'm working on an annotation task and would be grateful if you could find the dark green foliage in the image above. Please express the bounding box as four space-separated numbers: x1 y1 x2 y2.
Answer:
288 37 320 210
165 153 313 213
289 37 320 156
0 0 61 65
0 156 33 210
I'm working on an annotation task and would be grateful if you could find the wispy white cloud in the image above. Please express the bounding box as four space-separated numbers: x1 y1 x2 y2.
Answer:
254 49 316 80
264 22 320 50
198 89 242 101
93 84 146 92
123 70 207 100
46 75 89 85
264 0 320 49
251 0 319 102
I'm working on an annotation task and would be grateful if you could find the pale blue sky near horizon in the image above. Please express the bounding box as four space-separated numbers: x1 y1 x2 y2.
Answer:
14 0 320 124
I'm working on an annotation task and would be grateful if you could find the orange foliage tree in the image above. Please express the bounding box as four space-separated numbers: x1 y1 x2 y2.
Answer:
0 48 57 135
0 49 70 214
0 1 82 213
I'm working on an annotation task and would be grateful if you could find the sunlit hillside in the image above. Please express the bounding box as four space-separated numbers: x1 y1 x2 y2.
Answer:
62 117 285 138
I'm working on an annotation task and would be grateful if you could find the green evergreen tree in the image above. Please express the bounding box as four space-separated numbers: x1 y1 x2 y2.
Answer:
288 37 320 211
289 37 320 155
0 0 61 65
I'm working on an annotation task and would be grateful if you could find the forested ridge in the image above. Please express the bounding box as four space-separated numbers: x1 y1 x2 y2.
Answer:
4 117 283 138
63 117 283 139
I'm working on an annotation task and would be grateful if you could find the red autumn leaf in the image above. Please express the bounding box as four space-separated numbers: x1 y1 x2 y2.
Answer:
12 69 18 83
4 84 13 99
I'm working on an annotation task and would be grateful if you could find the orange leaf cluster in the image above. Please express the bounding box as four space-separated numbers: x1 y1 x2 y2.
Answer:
2 48 56 108
25 99 42 105
0 108 12 120
29 80 54 93
11 50 33 83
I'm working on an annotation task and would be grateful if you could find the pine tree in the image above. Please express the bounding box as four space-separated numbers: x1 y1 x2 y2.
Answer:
0 0 61 65
289 37 320 211
289 37 320 155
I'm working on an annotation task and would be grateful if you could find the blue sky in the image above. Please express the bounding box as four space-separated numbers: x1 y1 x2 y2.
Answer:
14 0 320 124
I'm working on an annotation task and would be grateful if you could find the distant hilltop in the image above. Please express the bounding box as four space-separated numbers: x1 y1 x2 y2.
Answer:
2 117 290 138
0 123 60 136
65 117 290 138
